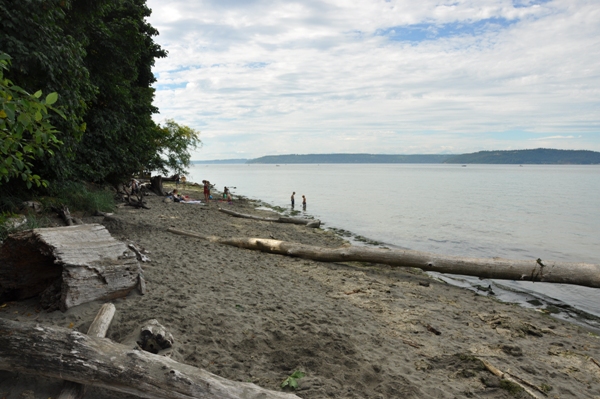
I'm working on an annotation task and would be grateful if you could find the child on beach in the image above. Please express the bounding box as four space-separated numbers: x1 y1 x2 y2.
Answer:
302 195 306 210
171 189 184 202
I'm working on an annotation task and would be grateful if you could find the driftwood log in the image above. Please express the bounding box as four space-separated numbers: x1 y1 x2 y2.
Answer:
218 207 321 228
167 228 600 289
57 303 116 399
0 318 300 399
150 175 166 196
0 224 144 311
52 205 83 226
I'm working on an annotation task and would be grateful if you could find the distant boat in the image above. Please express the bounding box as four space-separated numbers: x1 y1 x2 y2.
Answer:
462 165 467 167
276 164 280 167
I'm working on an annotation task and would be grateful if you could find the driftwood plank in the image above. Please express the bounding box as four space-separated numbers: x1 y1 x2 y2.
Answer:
166 228 600 289
218 207 321 228
57 303 116 399
0 318 300 399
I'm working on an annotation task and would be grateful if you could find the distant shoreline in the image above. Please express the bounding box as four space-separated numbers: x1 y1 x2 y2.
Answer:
192 148 600 165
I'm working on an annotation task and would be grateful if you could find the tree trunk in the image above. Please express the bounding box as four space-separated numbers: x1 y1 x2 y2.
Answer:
0 318 300 399
166 228 600 289
150 175 166 196
0 224 143 311
218 207 321 228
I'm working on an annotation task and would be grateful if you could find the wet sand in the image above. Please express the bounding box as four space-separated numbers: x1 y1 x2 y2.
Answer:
1 185 599 399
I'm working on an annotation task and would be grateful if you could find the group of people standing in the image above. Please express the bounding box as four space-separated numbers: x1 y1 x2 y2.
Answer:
290 191 306 210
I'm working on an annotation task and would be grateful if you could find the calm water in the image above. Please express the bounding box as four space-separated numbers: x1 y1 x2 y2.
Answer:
187 164 600 327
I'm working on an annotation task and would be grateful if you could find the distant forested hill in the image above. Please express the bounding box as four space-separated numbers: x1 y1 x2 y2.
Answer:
214 149 600 165
444 149 600 164
247 154 452 164
192 159 248 164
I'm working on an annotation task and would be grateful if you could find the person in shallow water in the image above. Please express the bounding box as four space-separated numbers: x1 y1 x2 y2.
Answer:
291 191 295 208
302 195 306 210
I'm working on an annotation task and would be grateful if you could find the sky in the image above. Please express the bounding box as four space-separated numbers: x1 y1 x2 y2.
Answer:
146 0 600 160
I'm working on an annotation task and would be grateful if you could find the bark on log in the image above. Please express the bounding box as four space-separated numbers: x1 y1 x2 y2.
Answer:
166 228 600 289
57 303 116 399
0 224 143 310
218 207 321 228
0 318 300 399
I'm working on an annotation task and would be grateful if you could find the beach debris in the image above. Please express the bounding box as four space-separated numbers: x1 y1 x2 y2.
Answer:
480 358 548 398
21 201 43 214
51 204 82 226
94 210 116 221
0 224 144 311
138 319 174 355
218 207 321 228
344 288 365 295
426 324 442 335
166 228 600 289
0 318 302 399
128 243 150 262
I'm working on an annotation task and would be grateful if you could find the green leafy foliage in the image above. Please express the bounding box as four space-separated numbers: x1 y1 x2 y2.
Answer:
281 371 305 390
148 119 202 176
0 54 65 188
1 0 200 192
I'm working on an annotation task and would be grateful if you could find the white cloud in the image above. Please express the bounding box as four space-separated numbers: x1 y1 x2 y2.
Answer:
146 0 600 159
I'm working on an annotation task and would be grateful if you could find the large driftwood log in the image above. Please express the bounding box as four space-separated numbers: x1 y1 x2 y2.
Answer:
167 228 600 289
0 224 143 311
150 175 166 196
218 207 321 228
0 318 300 399
58 303 116 399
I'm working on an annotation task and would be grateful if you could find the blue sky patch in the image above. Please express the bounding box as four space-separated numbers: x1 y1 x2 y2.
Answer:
154 82 187 90
244 62 269 69
512 0 551 8
378 18 516 42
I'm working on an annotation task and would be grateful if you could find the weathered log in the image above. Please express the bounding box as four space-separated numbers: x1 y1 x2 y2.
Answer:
166 228 600 289
150 175 166 196
0 224 143 310
0 318 300 399
57 303 116 399
218 207 321 228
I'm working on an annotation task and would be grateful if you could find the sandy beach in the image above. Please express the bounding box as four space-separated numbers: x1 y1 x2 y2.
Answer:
1 184 599 399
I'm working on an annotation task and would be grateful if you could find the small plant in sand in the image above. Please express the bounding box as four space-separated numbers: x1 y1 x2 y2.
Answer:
281 370 305 390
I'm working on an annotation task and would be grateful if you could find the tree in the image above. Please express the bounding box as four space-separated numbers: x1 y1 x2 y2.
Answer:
0 54 65 188
0 0 169 185
68 0 168 184
148 119 202 176
0 0 96 182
